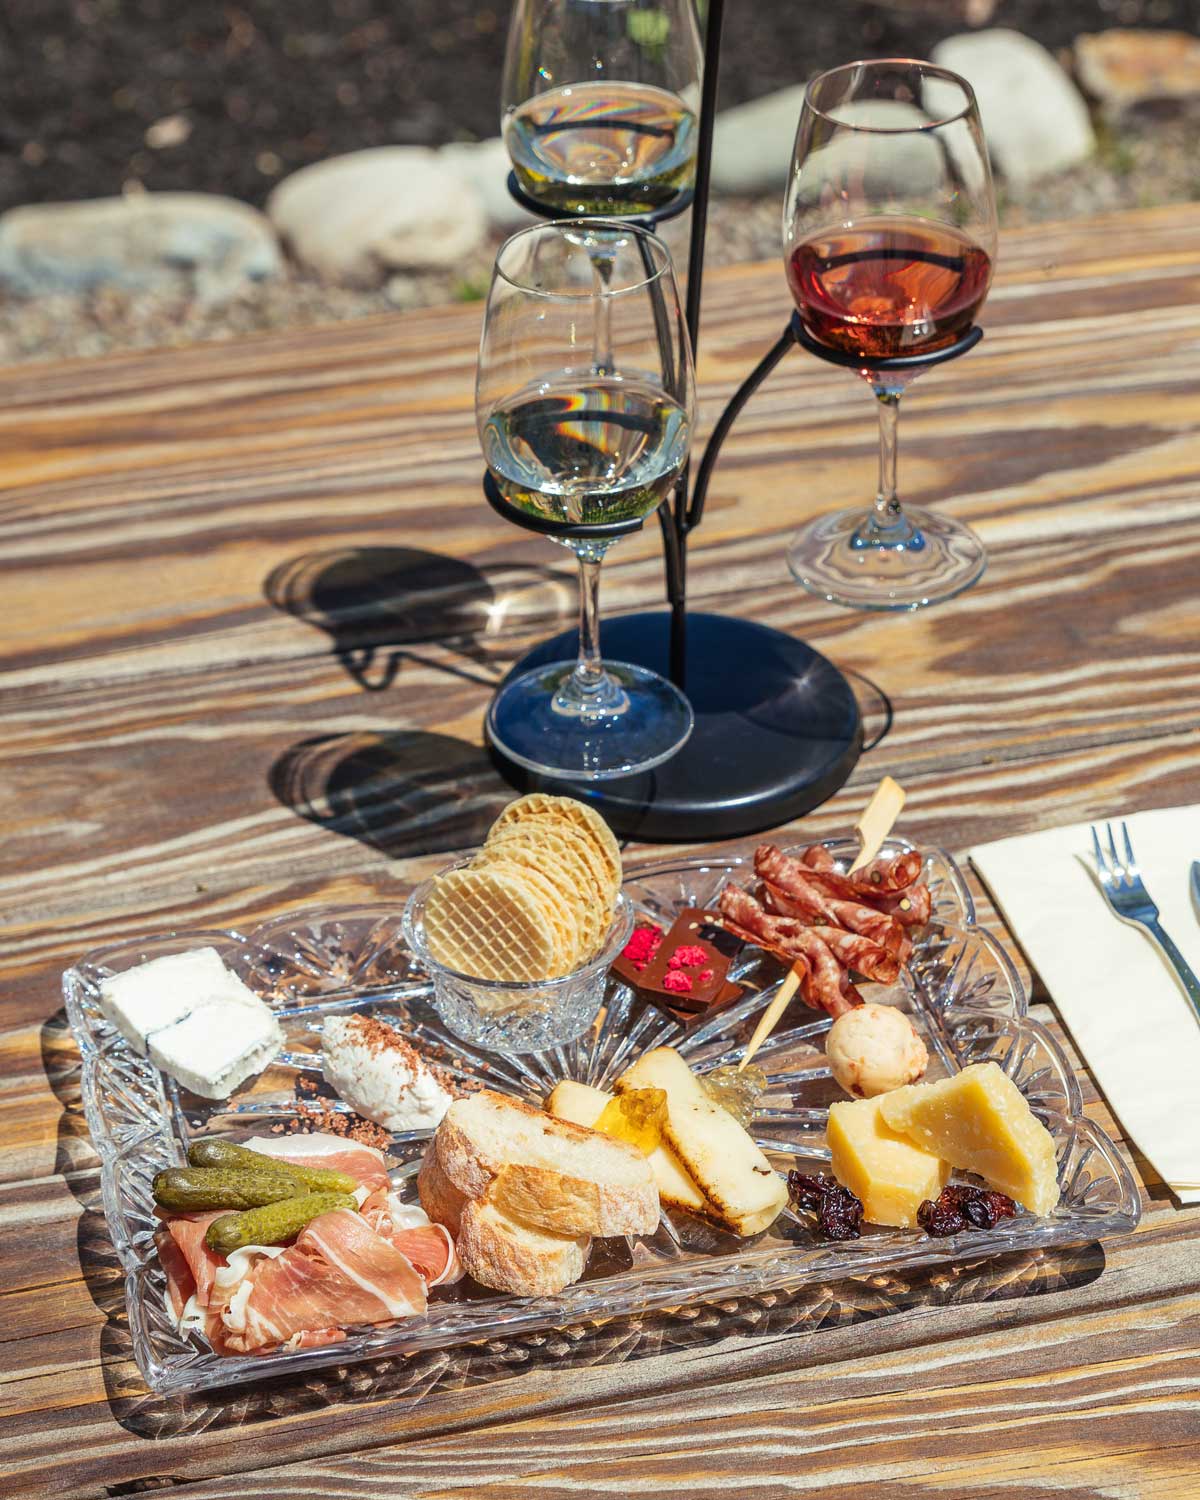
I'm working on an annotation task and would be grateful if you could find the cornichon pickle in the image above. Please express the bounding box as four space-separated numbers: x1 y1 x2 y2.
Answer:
204 1191 358 1254
187 1138 357 1194
152 1167 303 1213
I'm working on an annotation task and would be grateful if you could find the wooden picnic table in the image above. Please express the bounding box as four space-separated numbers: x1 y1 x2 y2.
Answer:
2 202 1199 1499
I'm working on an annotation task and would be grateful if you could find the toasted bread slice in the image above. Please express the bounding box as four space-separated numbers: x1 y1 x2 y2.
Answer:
434 1089 658 1237
617 1048 788 1237
417 1148 470 1236
457 1192 590 1296
546 1079 708 1216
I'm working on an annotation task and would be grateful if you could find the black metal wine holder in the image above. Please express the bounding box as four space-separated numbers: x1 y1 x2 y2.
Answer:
485 0 982 839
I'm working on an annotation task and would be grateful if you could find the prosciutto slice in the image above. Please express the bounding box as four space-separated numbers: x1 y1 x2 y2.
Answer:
160 1210 227 1309
240 1134 390 1195
223 1208 428 1355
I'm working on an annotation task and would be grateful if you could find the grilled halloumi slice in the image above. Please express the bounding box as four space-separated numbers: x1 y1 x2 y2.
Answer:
616 1048 788 1237
546 1079 707 1215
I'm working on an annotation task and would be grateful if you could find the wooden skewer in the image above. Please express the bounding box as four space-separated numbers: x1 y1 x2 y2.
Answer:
736 776 907 1073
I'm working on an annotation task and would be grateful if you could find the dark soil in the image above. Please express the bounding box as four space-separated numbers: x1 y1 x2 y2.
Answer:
3 0 1199 212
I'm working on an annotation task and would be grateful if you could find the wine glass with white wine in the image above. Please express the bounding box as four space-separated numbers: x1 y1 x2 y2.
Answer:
477 220 696 781
501 0 702 218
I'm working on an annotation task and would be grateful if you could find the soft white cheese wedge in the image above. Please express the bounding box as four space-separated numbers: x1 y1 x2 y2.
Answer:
98 946 236 1055
320 1013 453 1131
148 999 284 1099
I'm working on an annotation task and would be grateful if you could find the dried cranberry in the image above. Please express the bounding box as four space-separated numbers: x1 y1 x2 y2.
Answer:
918 1184 1017 1237
787 1171 863 1241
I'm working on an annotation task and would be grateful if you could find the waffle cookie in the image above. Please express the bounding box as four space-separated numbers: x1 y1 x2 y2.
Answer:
422 797 623 982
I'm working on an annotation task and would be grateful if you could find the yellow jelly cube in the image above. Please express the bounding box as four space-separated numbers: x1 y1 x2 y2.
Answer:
827 1095 951 1228
878 1062 1060 1216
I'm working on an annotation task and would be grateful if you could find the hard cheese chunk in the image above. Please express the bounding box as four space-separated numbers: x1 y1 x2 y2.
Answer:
617 1047 788 1236
828 1095 950 1227
546 1079 706 1213
878 1062 1060 1216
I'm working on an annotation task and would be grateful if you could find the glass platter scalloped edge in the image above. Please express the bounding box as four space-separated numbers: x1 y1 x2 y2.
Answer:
63 837 1141 1396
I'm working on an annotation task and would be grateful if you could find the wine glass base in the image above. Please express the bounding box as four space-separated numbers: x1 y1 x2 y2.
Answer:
787 505 986 611
486 659 694 782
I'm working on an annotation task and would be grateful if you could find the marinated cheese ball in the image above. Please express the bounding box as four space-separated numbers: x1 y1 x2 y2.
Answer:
826 1003 928 1099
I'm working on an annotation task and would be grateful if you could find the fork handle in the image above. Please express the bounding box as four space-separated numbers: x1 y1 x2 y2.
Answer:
1145 919 1200 1024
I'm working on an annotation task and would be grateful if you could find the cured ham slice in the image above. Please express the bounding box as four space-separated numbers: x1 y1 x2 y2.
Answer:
223 1208 428 1355
806 925 900 985
161 1210 227 1308
155 1226 196 1320
362 1197 464 1286
240 1133 390 1194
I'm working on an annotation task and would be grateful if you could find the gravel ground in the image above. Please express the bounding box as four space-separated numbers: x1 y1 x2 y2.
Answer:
4 0 1199 209
3 3 1200 364
3 94 1198 367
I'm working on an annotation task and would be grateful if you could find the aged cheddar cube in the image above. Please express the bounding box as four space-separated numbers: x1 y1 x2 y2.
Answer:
878 1062 1060 1216
827 1095 950 1227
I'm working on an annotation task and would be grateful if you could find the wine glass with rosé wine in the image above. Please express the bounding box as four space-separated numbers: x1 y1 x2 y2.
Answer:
783 60 998 611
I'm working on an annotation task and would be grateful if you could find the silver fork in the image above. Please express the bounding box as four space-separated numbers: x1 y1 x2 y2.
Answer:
1090 821 1200 1024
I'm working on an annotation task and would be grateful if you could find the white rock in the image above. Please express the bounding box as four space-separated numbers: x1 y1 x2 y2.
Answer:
933 29 1095 186
0 193 280 302
268 147 487 283
439 137 536 230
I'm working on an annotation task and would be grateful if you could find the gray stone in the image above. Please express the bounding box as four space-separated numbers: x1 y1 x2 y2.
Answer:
0 193 281 302
438 137 536 230
933 29 1095 186
712 85 807 194
268 147 486 283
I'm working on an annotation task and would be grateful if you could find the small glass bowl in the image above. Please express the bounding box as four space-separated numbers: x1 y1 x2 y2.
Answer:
403 864 634 1053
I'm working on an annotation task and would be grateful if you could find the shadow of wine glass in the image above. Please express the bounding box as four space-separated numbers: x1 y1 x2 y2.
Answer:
264 546 573 691
269 729 513 861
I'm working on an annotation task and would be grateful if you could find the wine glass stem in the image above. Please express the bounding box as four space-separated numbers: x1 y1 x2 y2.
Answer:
873 389 903 528
553 545 628 717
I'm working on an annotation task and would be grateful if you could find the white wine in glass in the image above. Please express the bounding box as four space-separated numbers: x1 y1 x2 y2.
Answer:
477 221 696 782
502 0 702 218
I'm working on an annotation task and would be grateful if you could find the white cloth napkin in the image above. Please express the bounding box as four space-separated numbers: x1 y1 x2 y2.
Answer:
970 805 1200 1205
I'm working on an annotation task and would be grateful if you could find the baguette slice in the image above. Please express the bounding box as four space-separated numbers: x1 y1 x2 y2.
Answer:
546 1079 707 1216
417 1148 470 1236
617 1048 788 1237
435 1089 658 1237
457 1192 590 1296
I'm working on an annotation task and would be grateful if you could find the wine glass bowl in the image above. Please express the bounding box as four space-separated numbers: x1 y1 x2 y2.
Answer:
782 60 998 611
476 220 696 782
501 0 702 218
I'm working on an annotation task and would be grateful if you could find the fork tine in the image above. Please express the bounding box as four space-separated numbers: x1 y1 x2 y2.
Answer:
1090 824 1107 875
1121 820 1135 870
1106 822 1122 879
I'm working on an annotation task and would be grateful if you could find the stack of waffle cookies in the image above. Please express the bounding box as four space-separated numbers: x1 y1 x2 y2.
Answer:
423 795 623 983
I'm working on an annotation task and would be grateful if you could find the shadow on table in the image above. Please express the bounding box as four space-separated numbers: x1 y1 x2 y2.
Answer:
270 728 514 861
41 1013 1108 1446
264 545 573 692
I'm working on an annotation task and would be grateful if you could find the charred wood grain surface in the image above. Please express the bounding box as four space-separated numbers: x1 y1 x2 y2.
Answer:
1 206 1199 1498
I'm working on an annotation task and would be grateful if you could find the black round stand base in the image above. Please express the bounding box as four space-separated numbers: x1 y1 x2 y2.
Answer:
488 612 862 842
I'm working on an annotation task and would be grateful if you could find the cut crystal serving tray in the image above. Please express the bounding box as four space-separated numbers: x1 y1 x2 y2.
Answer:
63 840 1139 1395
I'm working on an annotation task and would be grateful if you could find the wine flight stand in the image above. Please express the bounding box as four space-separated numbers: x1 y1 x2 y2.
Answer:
486 0 893 840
